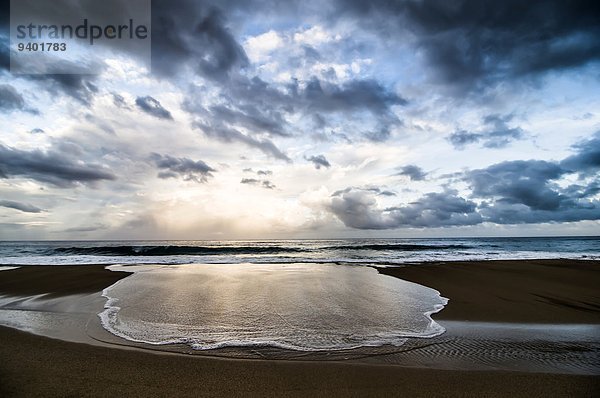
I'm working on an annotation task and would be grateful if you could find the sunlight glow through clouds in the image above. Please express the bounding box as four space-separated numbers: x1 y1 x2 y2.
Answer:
1 1 599 239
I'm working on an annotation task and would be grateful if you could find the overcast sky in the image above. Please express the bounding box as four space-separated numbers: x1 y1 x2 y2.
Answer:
0 0 599 240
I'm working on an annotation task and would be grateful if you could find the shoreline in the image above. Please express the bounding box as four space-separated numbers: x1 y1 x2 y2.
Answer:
0 325 598 397
0 260 599 396
0 265 131 297
378 259 600 324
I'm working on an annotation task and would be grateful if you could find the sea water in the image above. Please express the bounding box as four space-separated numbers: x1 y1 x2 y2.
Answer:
0 236 598 266
99 263 447 351
1 237 597 352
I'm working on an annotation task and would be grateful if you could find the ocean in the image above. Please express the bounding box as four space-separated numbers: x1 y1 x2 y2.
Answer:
0 236 598 266
0 236 598 353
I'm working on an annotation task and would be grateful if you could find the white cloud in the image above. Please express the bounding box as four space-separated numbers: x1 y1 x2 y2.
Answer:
293 25 341 47
2 2 599 239
244 30 286 63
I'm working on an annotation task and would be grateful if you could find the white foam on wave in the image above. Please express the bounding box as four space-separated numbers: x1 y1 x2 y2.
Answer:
1 250 597 266
99 263 447 351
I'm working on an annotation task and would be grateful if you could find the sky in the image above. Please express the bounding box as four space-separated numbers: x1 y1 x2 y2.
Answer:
0 0 599 240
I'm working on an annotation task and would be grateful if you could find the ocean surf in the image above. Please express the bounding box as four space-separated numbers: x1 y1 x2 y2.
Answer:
99 263 447 351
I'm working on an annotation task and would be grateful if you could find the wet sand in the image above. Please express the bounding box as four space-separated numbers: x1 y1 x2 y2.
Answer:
0 325 597 397
0 265 131 297
0 261 599 396
378 259 600 323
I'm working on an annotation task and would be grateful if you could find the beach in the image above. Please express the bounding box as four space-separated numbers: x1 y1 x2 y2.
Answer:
378 259 600 324
3 0 599 395
0 325 597 398
0 260 599 397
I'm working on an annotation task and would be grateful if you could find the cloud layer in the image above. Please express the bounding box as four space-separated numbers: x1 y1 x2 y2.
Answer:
0 0 599 238
151 153 215 183
0 144 116 188
328 132 600 229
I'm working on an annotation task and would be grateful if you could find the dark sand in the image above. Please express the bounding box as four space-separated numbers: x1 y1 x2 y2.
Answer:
379 259 600 324
0 265 130 297
0 261 598 397
0 326 597 397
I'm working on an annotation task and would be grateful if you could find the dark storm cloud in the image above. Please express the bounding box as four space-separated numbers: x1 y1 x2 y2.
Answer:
0 84 25 111
306 79 404 136
297 78 405 141
312 129 353 144
136 96 174 120
560 131 600 175
170 3 409 154
448 114 525 149
227 76 292 113
262 180 276 189
26 72 100 106
328 131 600 229
0 200 44 213
329 188 390 229
150 153 215 183
475 132 600 222
192 121 291 162
396 165 427 181
0 38 8 72
301 78 406 113
182 78 292 157
384 190 482 228
0 0 10 70
242 169 274 179
4 57 102 105
332 186 395 197
198 76 403 129
150 0 195 76
148 0 337 77
363 125 396 142
477 115 525 149
240 178 276 189
48 75 98 103
563 180 600 199
305 154 331 169
366 187 396 196
183 79 293 161
466 132 600 214
0 0 105 105
329 179 599 229
466 160 566 211
447 130 482 149
151 1 248 78
112 93 130 109
0 144 116 187
209 104 288 137
477 201 600 225
329 187 481 229
462 149 600 223
0 83 37 114
194 8 249 79
337 0 600 92
185 72 405 157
